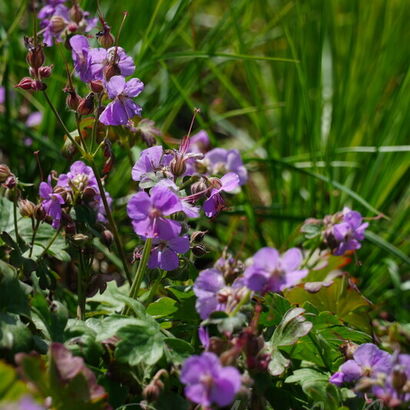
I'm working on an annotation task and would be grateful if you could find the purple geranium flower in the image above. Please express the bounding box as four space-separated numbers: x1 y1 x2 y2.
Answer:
56 160 98 194
127 185 182 240
99 76 144 126
147 235 190 271
180 352 241 408
131 146 173 183
203 172 240 218
89 46 135 80
205 148 248 186
26 111 42 128
332 208 368 255
39 180 65 229
244 247 308 294
188 130 210 154
194 268 247 319
69 35 93 82
329 343 392 386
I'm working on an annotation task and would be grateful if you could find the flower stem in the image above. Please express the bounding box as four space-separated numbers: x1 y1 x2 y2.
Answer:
29 219 40 258
124 238 152 315
77 250 87 320
13 198 19 242
144 269 166 306
90 162 132 284
42 90 85 155
39 227 61 258
230 290 251 317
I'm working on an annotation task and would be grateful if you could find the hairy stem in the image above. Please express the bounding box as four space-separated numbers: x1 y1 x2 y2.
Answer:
124 238 152 315
77 250 87 320
13 198 19 242
29 219 40 258
90 162 132 284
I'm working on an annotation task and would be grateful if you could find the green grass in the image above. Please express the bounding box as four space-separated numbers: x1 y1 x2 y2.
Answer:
0 0 409 320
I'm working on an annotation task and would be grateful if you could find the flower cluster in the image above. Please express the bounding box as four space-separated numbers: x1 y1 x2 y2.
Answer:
330 343 410 407
39 161 111 229
38 0 97 47
302 207 369 256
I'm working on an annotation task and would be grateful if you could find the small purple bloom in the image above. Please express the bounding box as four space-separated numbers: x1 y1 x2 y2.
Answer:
39 180 64 229
332 208 368 255
131 146 172 183
147 235 190 271
69 35 93 82
205 148 248 186
99 76 144 126
0 87 5 104
244 247 308 294
329 343 392 386
25 111 43 128
127 185 182 240
188 130 210 154
180 352 241 408
89 46 135 80
194 267 247 319
203 172 240 218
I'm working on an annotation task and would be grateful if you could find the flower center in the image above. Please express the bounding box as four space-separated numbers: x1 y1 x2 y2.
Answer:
71 174 89 191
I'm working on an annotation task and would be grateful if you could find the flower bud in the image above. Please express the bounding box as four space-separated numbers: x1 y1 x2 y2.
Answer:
143 379 164 402
0 164 11 183
191 230 207 243
77 93 94 115
101 230 113 247
15 77 35 90
50 15 67 34
97 31 115 48
190 179 208 195
19 199 36 217
67 22 78 33
3 175 17 189
34 204 46 221
103 63 121 81
192 244 207 257
209 177 223 190
392 366 407 392
340 341 358 360
53 186 69 201
26 45 45 70
65 90 80 111
69 5 83 23
38 65 53 78
169 155 186 177
72 233 89 244
90 80 104 93
82 187 96 201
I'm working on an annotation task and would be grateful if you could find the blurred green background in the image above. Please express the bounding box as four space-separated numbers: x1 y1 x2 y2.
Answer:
0 0 409 320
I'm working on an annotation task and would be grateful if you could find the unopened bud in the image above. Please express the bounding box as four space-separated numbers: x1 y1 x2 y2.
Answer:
34 204 46 221
0 164 11 183
83 187 96 201
15 77 35 90
77 93 94 115
169 155 186 177
190 179 208 195
90 80 104 93
392 367 407 392
69 5 83 23
67 22 78 33
19 199 36 217
143 379 164 402
192 244 207 257
191 230 207 243
72 233 89 244
26 45 45 70
65 90 80 111
340 341 358 360
50 15 67 34
97 31 115 49
209 177 223 190
3 175 17 189
101 230 113 247
38 65 53 78
103 63 121 81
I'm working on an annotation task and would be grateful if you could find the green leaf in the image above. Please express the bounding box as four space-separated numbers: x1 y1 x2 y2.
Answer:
115 321 164 366
0 260 30 316
268 348 290 376
284 276 372 333
0 313 33 357
0 360 29 403
260 293 291 327
164 337 194 363
147 297 178 318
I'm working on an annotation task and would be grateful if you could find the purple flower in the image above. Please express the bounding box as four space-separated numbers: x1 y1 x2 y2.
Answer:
131 146 173 184
89 46 135 80
69 35 93 82
26 111 42 127
194 268 247 319
198 326 210 350
39 180 64 229
147 235 190 271
244 247 308 294
329 343 392 386
331 208 368 255
180 352 241 407
127 185 183 240
188 130 210 154
205 148 248 186
57 160 98 194
203 172 240 218
99 76 144 126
